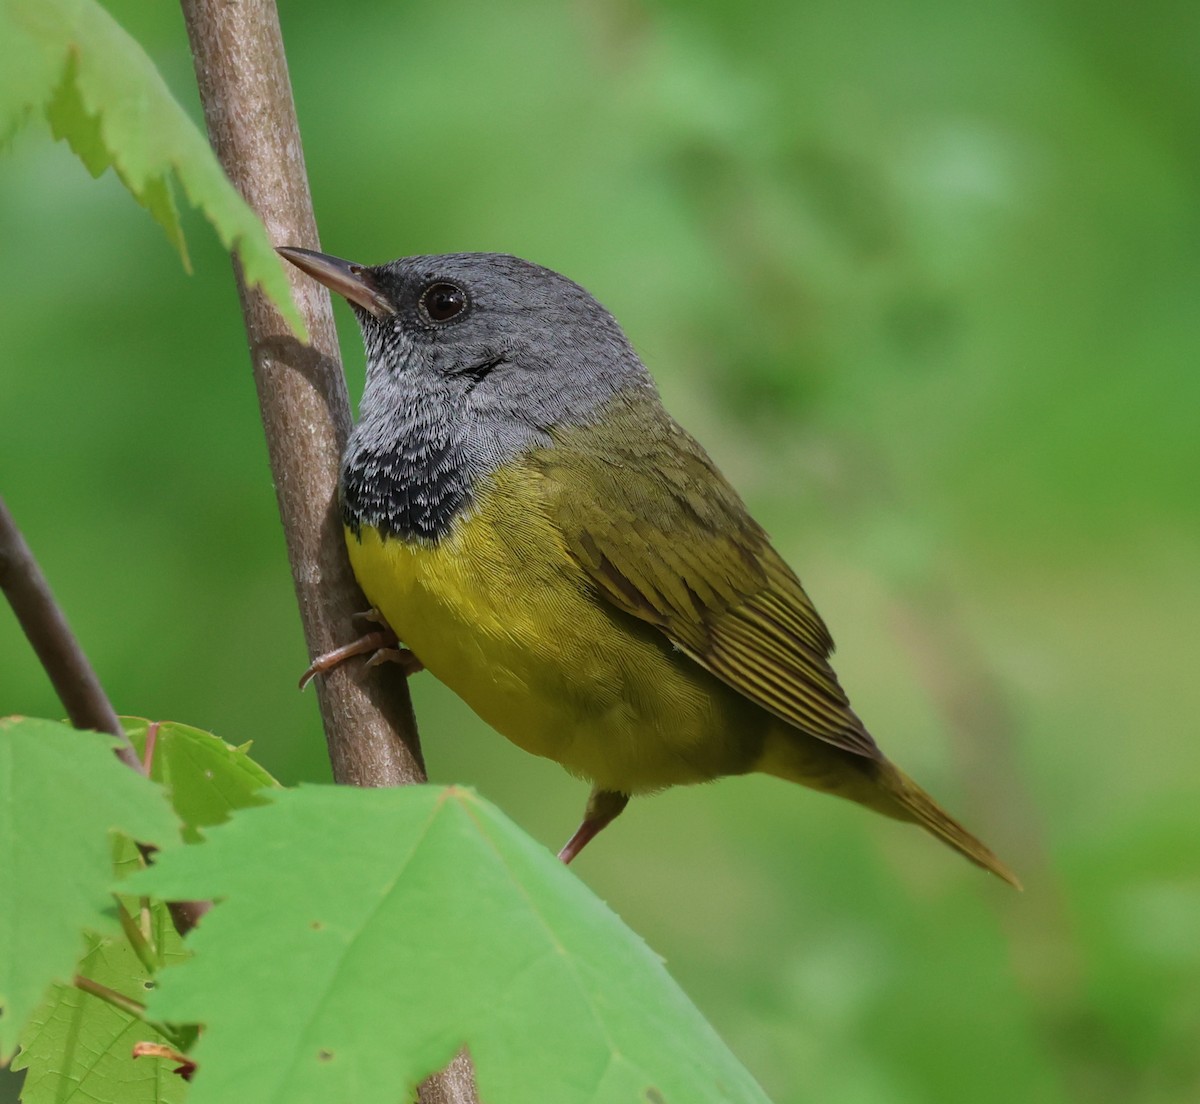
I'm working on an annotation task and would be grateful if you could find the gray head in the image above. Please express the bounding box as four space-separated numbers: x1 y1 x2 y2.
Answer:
278 248 659 540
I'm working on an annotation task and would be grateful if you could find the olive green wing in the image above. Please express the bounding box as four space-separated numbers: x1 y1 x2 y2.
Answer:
536 404 879 760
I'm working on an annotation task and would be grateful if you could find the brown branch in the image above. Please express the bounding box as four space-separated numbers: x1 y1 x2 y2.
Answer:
179 0 424 790
178 2 477 1100
0 496 141 772
1 499 216 934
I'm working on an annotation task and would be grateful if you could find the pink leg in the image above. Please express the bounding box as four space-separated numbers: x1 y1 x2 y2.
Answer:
558 790 630 864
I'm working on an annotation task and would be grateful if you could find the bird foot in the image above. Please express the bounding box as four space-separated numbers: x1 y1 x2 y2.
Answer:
298 610 424 689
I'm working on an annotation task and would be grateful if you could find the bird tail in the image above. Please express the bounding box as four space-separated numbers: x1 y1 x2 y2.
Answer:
873 760 1022 889
758 732 1021 888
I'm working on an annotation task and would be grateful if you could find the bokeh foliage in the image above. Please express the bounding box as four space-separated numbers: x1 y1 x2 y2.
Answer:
2 1 1196 1101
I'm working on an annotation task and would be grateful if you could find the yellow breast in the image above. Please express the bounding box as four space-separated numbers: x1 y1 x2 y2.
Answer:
344 460 767 793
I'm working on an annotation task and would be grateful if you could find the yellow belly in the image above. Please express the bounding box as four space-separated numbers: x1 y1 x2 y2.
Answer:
345 463 767 793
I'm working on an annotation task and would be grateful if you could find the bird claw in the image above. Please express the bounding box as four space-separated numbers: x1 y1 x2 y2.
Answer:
298 610 423 689
364 647 423 677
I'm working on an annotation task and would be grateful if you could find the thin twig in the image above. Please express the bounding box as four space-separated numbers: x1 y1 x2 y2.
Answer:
114 898 159 976
75 977 197 1065
1 500 213 935
0 496 141 772
74 975 147 1019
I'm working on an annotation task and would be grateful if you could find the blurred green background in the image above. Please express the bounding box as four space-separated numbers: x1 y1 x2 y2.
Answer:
3 0 1198 1101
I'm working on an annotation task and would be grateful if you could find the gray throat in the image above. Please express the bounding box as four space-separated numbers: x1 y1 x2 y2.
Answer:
340 389 547 543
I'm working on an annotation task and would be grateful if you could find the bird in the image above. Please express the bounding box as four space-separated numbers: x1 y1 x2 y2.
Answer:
278 245 1019 887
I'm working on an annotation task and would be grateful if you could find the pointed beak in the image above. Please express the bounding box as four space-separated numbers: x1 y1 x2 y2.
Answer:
276 246 394 318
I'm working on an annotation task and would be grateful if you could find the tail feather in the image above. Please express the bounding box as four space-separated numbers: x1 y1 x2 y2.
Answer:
878 761 1022 889
758 732 1021 888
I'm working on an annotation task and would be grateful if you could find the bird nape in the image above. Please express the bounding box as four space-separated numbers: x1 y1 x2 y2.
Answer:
279 245 1020 890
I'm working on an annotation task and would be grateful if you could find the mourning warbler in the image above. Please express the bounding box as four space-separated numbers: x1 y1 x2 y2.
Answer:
279 245 1019 887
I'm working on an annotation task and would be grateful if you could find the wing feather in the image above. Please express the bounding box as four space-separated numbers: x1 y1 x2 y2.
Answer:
534 400 880 760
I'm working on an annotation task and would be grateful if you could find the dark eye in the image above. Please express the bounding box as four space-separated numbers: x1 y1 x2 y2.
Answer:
420 282 468 323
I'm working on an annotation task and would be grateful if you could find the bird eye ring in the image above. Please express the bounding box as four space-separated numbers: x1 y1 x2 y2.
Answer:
420 282 468 323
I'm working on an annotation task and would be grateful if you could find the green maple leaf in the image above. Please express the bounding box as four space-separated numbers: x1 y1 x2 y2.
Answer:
123 718 279 843
13 838 193 1104
133 784 771 1104
0 717 180 1060
0 0 305 337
